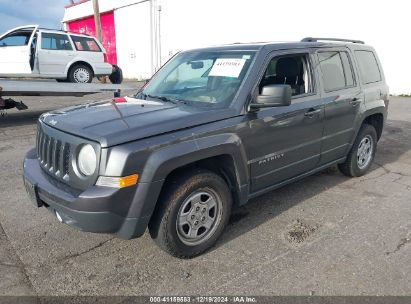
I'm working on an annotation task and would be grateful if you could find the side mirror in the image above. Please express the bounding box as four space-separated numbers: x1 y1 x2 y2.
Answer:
249 84 292 110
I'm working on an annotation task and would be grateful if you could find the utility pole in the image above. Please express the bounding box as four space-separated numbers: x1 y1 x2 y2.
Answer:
157 5 162 67
92 0 102 42
150 0 162 73
150 0 156 75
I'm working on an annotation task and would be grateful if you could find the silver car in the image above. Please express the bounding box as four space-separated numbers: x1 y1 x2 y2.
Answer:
0 25 112 83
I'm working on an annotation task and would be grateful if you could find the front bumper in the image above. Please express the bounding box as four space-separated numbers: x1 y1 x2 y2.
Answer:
23 148 155 239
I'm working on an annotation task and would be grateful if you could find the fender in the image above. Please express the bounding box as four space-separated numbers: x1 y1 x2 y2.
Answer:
363 98 387 119
143 133 248 182
350 98 387 147
126 133 250 221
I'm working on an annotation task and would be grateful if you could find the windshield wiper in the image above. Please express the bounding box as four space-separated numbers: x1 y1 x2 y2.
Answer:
148 94 176 103
136 92 192 105
138 93 178 104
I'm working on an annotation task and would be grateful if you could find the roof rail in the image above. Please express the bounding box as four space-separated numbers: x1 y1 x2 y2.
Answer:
38 27 67 32
301 37 365 44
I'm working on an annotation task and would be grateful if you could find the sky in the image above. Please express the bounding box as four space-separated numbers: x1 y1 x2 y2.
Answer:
0 0 68 34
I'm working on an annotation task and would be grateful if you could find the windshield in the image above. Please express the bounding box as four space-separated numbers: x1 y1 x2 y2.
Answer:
137 50 256 107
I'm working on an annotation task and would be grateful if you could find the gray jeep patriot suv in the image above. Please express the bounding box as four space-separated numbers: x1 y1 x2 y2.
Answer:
23 38 389 258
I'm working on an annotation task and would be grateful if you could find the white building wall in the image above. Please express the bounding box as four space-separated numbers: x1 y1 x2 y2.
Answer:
64 0 411 93
114 1 152 80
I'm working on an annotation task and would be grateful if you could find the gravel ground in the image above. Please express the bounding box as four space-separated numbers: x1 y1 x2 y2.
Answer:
0 87 410 296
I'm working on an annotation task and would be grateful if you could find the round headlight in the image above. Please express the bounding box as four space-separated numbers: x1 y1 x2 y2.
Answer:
77 144 96 176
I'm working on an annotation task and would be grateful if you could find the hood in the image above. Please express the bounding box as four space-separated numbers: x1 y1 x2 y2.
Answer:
40 98 236 147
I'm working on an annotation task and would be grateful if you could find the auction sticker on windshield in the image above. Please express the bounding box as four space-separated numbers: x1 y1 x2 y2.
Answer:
209 58 246 78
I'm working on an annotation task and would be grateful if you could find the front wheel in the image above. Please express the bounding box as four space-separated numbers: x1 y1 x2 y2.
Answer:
68 64 93 83
338 124 377 177
149 170 232 258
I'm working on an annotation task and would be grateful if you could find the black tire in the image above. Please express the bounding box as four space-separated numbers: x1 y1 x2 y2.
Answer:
68 64 93 83
149 169 232 258
338 124 377 177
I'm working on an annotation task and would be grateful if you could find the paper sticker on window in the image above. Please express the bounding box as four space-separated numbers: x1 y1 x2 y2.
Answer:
209 58 246 78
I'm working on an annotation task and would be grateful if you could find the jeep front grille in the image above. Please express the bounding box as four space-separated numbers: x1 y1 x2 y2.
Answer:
37 126 71 182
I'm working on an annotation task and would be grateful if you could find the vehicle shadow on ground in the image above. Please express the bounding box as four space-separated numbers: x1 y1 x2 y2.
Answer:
213 119 411 251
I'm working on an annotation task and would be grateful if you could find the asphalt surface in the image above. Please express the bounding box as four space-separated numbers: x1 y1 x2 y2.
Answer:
0 88 410 296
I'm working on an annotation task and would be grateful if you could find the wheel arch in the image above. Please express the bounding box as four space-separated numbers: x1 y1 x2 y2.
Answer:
66 60 95 78
362 112 384 140
148 134 249 205
350 105 386 148
160 153 247 207
127 134 250 230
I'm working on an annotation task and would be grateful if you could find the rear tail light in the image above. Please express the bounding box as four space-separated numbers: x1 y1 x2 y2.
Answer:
103 53 109 63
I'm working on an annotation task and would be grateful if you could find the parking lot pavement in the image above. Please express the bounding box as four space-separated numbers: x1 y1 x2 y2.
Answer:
0 94 410 296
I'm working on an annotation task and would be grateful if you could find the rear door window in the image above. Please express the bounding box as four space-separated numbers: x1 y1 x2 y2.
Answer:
318 51 355 92
70 36 101 52
41 33 73 51
355 50 381 84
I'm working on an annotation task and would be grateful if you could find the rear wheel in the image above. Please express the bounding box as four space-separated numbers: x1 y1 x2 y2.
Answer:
338 124 377 177
149 170 232 258
68 64 93 83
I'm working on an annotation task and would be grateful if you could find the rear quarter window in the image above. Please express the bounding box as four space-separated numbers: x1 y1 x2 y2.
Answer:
355 50 382 84
70 35 101 52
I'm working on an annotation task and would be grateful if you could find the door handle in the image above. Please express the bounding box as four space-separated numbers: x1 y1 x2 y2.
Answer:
350 97 362 106
304 108 321 117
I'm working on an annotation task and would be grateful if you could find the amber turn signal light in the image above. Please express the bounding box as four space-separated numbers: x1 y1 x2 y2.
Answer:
96 174 139 188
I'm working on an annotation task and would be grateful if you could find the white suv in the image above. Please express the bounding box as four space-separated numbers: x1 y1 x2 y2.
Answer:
0 25 112 83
